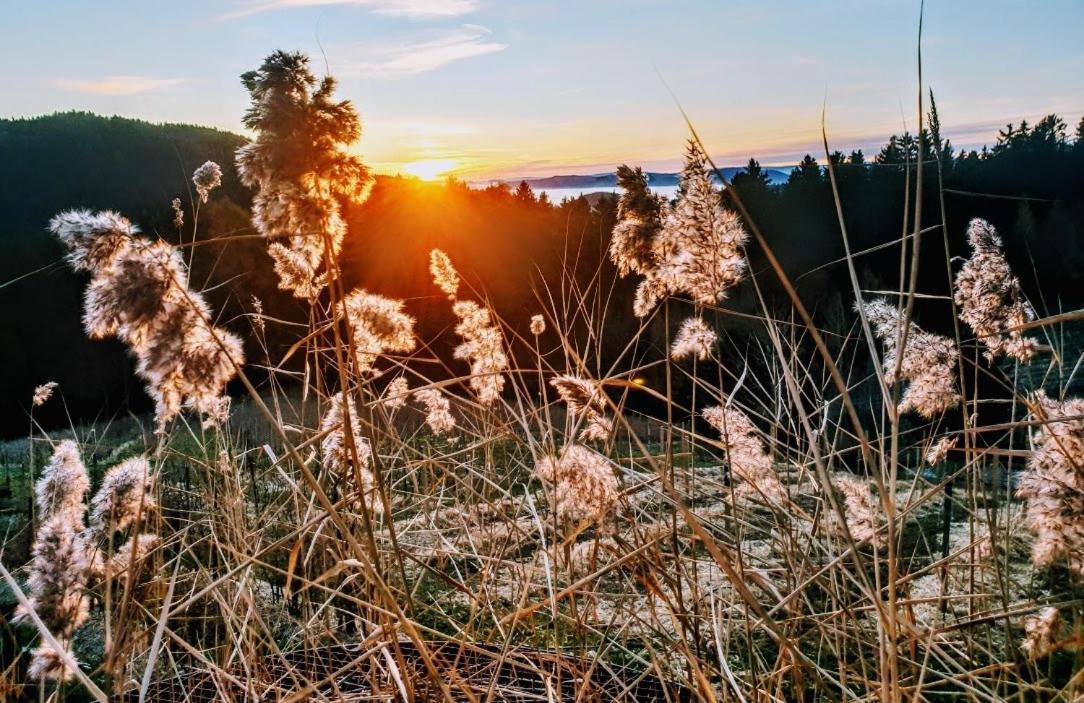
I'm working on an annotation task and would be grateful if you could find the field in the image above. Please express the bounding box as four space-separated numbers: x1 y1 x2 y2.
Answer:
2 48 1083 703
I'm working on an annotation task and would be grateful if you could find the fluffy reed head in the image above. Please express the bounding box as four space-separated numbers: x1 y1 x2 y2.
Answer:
106 534 161 580
90 456 156 533
671 316 717 361
954 218 1037 363
36 440 90 517
862 297 960 418
925 436 957 466
832 474 881 547
17 442 96 680
171 197 184 230
533 444 620 523
340 289 417 375
703 405 787 508
14 514 92 641
26 644 78 682
382 376 411 411
414 388 456 435
452 299 508 405
192 160 222 203
609 165 666 278
631 142 749 317
236 51 373 298
49 209 137 273
53 209 244 430
551 375 604 416
1018 391 1084 578
1021 607 1062 660
551 375 612 442
429 248 461 299
32 381 58 407
320 395 377 507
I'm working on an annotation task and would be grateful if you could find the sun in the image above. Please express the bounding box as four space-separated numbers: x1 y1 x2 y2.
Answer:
403 159 458 181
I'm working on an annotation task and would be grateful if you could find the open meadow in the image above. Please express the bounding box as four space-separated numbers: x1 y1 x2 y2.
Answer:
2 3 1083 701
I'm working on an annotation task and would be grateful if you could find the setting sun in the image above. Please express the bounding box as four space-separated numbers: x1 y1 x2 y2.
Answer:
403 159 457 181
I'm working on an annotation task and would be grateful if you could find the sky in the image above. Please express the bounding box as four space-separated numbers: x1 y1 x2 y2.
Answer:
2 1 1083 180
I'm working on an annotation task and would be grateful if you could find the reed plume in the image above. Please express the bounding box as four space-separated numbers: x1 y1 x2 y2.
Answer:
414 388 456 435
35 440 89 517
632 141 749 316
862 297 960 418
551 375 613 441
609 165 666 278
32 382 58 407
15 442 94 681
236 51 373 299
1021 607 1062 660
381 376 410 411
339 290 417 375
452 299 508 405
703 405 787 508
671 316 716 361
89 456 156 534
1018 391 1084 578
954 218 1037 363
51 209 244 430
429 248 461 299
832 474 881 547
191 160 222 203
533 444 620 523
320 395 377 509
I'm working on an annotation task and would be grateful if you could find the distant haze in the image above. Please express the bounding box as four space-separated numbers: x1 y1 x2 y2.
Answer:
474 167 792 202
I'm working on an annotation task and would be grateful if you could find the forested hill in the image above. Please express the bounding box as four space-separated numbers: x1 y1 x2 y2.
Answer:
2 110 1084 436
0 113 251 436
1 112 250 231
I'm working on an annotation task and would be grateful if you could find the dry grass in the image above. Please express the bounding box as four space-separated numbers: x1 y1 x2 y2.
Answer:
3 46 1083 703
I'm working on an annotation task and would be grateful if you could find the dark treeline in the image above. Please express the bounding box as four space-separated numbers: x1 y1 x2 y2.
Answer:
729 110 1084 321
2 110 1083 436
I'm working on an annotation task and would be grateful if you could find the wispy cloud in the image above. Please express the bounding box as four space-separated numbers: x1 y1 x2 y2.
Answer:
54 76 189 96
341 24 506 78
224 0 477 20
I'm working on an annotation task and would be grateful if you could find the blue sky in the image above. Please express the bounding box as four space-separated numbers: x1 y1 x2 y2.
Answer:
3 1 1082 179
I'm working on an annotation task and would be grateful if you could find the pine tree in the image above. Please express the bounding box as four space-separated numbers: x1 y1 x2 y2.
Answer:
877 136 905 165
1030 114 1067 153
732 158 771 190
514 180 535 203
788 154 822 185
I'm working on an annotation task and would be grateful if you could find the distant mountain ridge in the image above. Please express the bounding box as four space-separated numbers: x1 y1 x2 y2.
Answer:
489 167 792 190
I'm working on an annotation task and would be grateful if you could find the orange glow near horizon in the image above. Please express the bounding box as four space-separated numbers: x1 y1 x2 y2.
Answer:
401 158 459 181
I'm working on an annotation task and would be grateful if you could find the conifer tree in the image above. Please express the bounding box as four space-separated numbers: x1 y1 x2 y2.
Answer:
788 154 822 185
733 158 771 189
514 180 535 203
